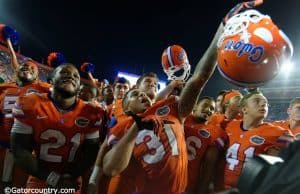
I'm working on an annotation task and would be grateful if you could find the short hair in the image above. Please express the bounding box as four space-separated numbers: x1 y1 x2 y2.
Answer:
136 72 158 87
223 90 242 105
101 85 113 96
122 89 134 110
217 90 229 98
289 97 300 108
113 77 131 88
50 63 78 80
197 96 215 104
80 84 99 97
239 90 263 107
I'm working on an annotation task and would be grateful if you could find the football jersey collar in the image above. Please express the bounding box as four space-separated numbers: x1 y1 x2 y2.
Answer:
48 92 78 114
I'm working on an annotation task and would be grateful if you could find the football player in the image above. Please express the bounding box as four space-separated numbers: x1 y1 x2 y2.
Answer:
208 90 243 129
101 22 224 194
0 39 50 191
184 96 227 194
224 91 294 189
10 64 106 192
273 97 300 140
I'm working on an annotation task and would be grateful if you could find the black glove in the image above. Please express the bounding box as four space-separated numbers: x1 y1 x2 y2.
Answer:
223 0 263 24
125 111 154 131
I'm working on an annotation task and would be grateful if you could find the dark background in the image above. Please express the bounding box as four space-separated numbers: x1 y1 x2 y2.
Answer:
0 0 299 97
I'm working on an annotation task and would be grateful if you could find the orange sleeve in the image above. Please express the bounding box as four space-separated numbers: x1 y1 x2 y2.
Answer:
37 81 51 93
208 113 225 127
209 125 228 150
0 83 17 94
263 125 295 151
107 117 134 146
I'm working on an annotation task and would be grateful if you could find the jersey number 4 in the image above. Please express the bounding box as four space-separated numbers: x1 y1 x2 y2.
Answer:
40 129 81 163
226 143 255 171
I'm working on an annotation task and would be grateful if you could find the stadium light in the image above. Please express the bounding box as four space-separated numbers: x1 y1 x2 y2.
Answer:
117 71 166 91
280 60 294 77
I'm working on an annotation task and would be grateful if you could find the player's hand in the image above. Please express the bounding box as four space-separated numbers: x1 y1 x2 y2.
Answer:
170 80 184 88
125 111 154 131
141 115 164 135
223 0 263 24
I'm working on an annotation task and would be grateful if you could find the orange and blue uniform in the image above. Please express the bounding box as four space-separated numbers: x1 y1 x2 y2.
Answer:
184 115 227 194
107 96 188 194
12 93 106 192
0 81 50 188
224 120 294 188
273 120 300 140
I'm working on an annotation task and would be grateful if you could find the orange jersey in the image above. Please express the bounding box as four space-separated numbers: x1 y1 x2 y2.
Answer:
13 93 105 173
208 112 225 126
0 81 50 146
208 112 242 130
184 115 227 194
112 99 124 118
224 120 294 188
106 99 127 129
106 99 124 119
108 96 188 194
98 116 135 194
273 120 300 140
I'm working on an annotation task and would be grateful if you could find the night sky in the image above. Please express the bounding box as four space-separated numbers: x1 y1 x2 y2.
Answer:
0 0 299 97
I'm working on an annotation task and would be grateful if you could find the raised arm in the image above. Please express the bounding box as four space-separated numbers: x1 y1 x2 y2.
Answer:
155 80 184 102
102 123 139 176
178 23 224 120
6 38 19 70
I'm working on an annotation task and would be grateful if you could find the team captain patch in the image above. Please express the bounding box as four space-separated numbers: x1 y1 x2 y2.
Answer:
155 105 170 117
75 117 90 127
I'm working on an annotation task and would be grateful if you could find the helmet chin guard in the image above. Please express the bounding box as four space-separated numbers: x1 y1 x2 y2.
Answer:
164 62 191 82
218 9 268 48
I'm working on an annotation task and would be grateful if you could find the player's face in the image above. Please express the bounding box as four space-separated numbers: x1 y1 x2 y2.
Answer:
138 76 158 100
125 89 152 114
79 86 96 102
216 94 224 113
53 65 80 98
17 63 38 83
193 99 215 122
226 95 242 119
114 83 129 99
288 103 300 121
102 87 114 103
244 94 268 120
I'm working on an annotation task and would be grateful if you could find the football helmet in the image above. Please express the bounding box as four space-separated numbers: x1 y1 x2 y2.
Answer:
161 45 191 82
217 9 293 88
